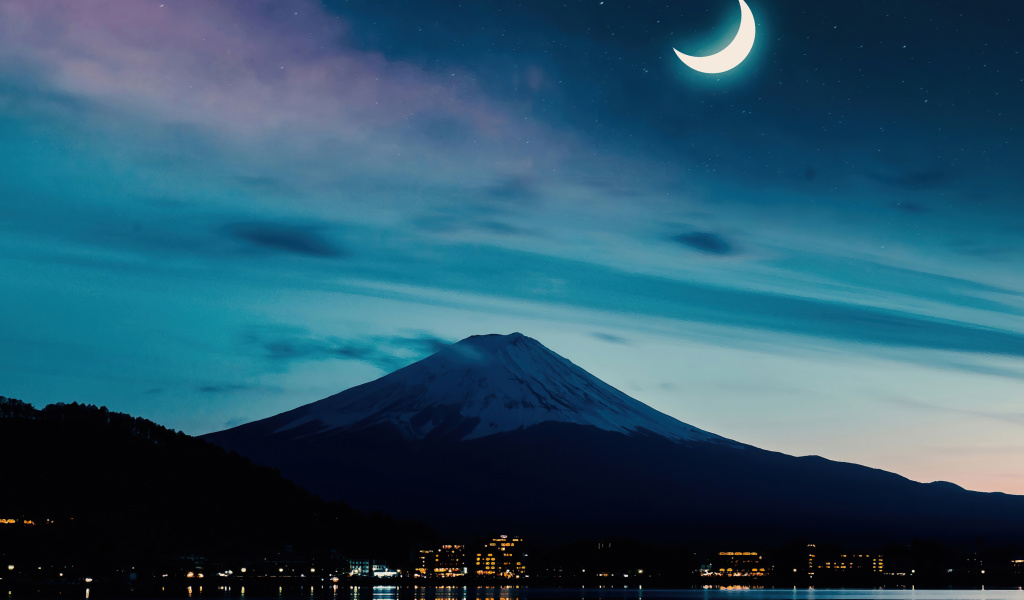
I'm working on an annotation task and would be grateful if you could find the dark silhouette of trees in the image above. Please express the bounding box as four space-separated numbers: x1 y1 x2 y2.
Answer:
0 396 435 571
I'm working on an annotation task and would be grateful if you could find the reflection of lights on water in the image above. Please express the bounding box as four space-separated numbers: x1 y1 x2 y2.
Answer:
373 584 400 600
85 589 90 600
417 584 468 600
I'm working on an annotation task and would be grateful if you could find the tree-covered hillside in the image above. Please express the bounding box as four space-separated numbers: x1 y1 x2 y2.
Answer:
0 397 434 570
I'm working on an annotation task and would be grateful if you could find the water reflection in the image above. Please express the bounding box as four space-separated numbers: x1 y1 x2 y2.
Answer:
413 585 469 600
400 589 1024 600
476 587 517 600
406 585 533 600
373 585 401 600
61 586 1024 600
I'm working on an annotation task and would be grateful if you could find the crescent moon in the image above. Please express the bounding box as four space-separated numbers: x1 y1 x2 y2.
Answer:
673 0 756 74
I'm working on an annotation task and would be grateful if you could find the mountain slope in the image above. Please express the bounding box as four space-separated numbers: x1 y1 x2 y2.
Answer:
204 333 1024 545
0 398 433 568
225 333 732 444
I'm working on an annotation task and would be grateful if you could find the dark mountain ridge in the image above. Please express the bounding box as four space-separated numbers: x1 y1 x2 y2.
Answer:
0 397 433 569
204 333 1024 546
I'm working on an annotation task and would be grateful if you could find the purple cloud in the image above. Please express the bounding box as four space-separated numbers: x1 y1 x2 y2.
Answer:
0 0 519 151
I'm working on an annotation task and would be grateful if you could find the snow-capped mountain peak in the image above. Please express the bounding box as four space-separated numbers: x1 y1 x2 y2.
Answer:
264 332 733 444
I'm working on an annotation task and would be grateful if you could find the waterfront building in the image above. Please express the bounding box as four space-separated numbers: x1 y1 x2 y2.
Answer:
713 552 767 577
348 559 396 578
815 554 884 574
418 545 467 577
350 559 369 577
475 535 526 578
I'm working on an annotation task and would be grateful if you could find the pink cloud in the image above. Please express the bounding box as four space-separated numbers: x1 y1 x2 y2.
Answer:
0 0 511 142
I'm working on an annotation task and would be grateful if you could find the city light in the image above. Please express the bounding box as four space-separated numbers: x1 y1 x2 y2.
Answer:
3 531 998 588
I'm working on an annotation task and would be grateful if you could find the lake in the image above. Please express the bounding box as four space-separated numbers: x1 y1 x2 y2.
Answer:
64 585 1024 600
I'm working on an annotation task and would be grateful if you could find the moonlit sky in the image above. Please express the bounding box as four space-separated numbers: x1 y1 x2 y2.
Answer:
2 0 1024 493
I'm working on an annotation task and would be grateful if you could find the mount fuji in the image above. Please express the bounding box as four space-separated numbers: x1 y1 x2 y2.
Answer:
229 332 730 445
205 333 1024 544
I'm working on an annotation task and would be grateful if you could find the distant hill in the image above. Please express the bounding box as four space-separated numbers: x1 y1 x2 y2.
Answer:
206 333 1024 546
0 397 434 569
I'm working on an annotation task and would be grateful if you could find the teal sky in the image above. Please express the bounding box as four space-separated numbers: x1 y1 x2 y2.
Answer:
1 0 1024 493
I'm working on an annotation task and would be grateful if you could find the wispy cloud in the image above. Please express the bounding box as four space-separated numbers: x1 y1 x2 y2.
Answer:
243 328 452 373
0 1 505 141
886 396 1024 427
0 0 568 208
221 222 346 259
592 332 630 345
672 231 734 255
197 383 265 394
338 244 1024 360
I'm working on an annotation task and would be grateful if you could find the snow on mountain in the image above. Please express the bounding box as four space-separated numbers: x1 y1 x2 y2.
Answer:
265 332 735 444
203 333 1024 546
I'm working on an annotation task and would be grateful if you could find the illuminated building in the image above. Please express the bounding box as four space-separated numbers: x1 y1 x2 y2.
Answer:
713 552 767 577
418 545 467 577
815 554 884 574
349 559 371 577
1012 559 1024 576
416 551 432 576
475 535 526 578
0 518 36 525
349 559 393 577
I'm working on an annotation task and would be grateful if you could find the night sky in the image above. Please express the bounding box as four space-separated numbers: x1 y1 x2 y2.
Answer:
1 1 1023 492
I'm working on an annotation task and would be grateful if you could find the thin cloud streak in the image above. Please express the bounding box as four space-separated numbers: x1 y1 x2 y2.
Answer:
243 328 453 373
886 396 1024 428
222 222 347 259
